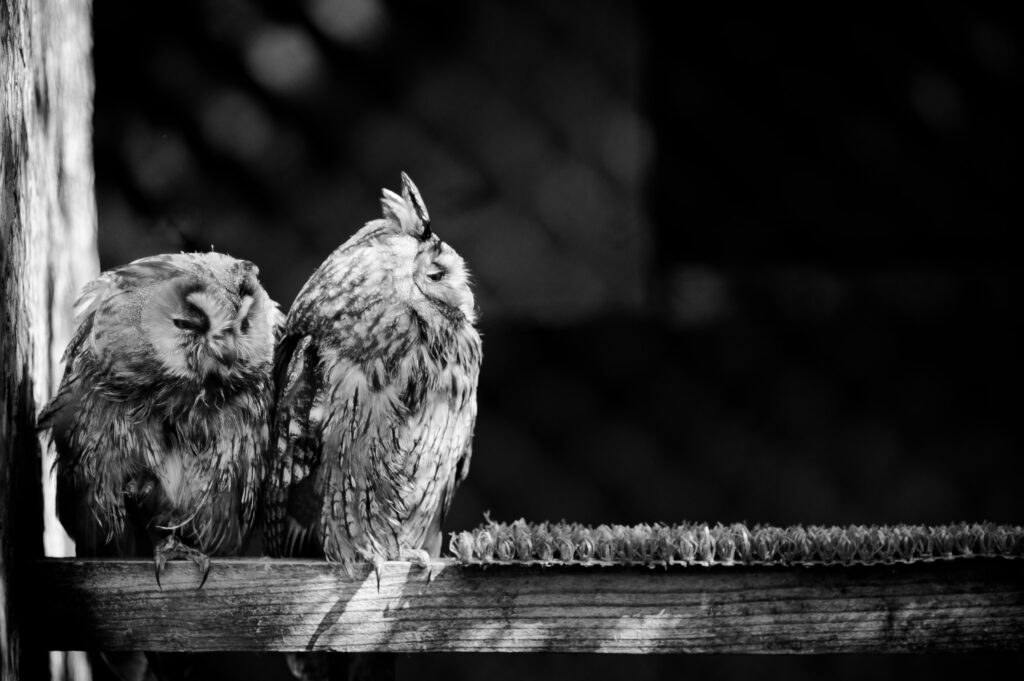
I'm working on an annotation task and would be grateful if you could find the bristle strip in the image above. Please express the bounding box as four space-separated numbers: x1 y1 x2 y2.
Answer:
449 520 1024 567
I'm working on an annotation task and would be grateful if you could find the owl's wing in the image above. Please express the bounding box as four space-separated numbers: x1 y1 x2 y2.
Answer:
405 390 478 560
268 304 287 342
437 414 474 521
37 300 104 433
265 333 327 557
423 440 474 560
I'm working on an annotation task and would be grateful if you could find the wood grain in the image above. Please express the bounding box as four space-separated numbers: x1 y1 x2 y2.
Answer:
2 0 96 678
26 557 1024 653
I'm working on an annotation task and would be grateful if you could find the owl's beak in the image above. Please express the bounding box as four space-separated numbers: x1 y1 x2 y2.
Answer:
212 342 237 367
209 330 237 368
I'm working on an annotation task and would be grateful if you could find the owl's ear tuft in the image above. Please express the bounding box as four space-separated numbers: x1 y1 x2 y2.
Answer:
234 259 257 274
380 172 431 241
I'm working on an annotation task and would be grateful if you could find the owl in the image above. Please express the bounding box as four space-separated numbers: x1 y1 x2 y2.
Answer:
39 251 282 586
265 172 482 580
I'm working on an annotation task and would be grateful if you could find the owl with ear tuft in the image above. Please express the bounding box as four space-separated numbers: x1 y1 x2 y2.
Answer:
265 172 482 581
39 251 283 586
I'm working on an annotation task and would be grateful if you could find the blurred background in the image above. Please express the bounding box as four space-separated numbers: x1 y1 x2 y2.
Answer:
91 1 1019 678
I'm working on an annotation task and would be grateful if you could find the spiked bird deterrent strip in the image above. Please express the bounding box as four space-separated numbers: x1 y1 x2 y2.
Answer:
450 520 1024 567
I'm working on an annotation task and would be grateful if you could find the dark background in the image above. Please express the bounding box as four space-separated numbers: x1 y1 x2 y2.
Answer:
91 1 1019 678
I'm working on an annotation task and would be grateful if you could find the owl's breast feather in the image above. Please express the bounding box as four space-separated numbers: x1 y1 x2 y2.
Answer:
156 449 188 507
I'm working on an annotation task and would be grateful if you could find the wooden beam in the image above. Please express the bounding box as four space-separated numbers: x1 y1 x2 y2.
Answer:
25 558 1024 654
2 0 96 679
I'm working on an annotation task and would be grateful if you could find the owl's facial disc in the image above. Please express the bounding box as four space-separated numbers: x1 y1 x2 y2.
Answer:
413 239 476 324
138 261 275 389
177 291 257 379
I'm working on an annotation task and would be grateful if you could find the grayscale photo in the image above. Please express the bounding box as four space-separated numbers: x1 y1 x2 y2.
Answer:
1 2 1019 680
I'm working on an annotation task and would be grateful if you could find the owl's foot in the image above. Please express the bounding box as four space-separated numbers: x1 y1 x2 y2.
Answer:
123 478 155 499
399 546 434 583
153 536 212 590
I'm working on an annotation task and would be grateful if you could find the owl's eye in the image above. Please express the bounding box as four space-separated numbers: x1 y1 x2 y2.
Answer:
426 267 446 282
239 316 251 334
172 317 206 332
172 305 209 333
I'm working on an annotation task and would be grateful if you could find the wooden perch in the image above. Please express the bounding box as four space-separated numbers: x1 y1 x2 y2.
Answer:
26 557 1024 653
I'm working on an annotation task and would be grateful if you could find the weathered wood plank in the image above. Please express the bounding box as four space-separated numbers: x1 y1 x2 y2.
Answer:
25 558 1024 653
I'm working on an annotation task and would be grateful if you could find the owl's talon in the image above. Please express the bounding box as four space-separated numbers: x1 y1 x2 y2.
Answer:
154 553 167 591
125 478 155 500
372 556 385 593
195 553 212 589
153 536 212 589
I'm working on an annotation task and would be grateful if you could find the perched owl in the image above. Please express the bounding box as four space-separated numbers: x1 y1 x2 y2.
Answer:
265 172 482 580
39 252 282 586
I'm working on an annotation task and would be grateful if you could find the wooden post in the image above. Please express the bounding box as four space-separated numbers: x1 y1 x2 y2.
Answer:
1 0 97 679
26 558 1024 653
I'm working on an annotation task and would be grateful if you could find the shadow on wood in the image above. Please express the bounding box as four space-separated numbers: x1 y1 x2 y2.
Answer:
24 557 1024 654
